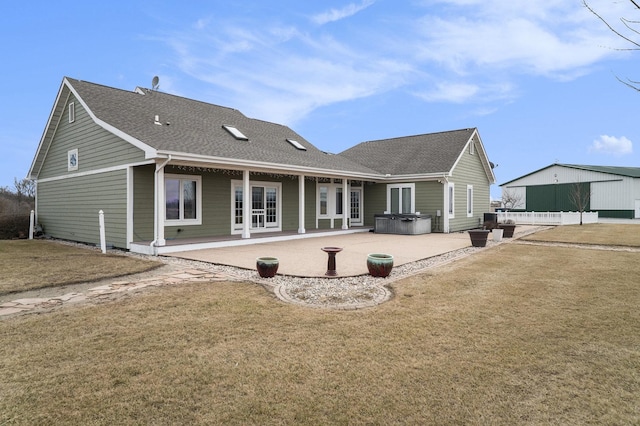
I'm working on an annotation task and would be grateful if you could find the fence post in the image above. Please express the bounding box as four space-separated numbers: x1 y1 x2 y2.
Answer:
99 210 106 254
29 210 35 240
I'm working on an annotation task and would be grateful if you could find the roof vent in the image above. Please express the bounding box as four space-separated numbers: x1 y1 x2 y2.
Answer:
222 125 249 141
286 139 307 151
154 115 162 125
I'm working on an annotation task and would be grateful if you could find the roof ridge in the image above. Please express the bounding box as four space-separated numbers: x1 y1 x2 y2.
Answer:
361 127 475 144
66 76 247 117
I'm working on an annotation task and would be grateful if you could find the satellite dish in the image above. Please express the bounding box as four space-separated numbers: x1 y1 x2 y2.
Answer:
151 76 159 90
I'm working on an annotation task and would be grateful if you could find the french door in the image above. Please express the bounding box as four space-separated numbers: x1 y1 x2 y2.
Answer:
350 189 362 226
251 186 278 229
233 181 280 233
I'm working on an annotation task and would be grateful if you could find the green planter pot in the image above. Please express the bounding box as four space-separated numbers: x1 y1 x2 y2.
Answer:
367 253 394 278
468 229 490 247
256 257 279 278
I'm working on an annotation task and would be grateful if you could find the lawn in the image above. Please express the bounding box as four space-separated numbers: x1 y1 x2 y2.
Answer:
1 227 639 424
0 240 161 295
522 222 640 246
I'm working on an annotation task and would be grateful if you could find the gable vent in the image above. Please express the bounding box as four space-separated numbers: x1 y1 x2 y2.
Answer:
286 139 307 151
222 125 249 141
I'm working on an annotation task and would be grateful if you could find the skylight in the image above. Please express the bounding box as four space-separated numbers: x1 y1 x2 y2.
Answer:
222 125 249 141
286 138 307 151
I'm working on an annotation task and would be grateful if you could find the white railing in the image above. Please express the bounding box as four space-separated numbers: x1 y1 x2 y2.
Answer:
496 211 599 225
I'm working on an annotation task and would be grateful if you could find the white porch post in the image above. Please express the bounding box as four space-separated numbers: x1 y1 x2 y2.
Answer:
298 174 306 234
342 178 349 230
443 178 450 233
242 170 251 239
155 163 167 246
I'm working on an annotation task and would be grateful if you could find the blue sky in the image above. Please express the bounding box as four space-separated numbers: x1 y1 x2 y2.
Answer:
1 0 638 199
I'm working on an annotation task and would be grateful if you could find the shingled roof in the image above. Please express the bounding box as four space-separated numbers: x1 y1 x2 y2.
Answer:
340 129 479 176
30 78 380 179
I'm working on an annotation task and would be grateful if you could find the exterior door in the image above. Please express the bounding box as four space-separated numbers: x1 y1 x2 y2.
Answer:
635 200 640 219
232 181 281 233
350 189 362 226
251 185 278 229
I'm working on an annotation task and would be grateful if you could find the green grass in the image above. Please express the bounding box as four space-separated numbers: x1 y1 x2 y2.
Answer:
1 226 639 424
0 240 161 295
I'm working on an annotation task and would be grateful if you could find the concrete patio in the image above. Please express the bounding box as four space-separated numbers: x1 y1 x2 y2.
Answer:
166 229 508 277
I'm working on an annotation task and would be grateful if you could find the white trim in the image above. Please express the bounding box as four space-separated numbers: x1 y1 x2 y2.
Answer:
342 178 349 229
64 78 158 157
35 160 156 183
298 174 306 234
386 183 415 214
126 166 134 249
68 102 75 123
448 182 455 219
466 184 473 217
156 150 380 181
164 174 203 226
316 181 349 229
349 187 363 226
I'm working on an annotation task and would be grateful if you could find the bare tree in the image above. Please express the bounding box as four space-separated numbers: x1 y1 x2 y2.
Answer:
568 182 592 225
583 0 640 91
13 178 35 203
501 189 524 211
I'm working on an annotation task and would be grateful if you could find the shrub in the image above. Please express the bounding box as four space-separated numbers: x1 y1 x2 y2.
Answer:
0 213 31 239
0 187 34 239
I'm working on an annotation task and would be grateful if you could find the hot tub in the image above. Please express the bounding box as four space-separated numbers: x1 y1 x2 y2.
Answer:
374 214 432 235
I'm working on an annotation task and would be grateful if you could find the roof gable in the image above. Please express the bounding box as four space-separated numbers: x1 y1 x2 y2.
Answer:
60 78 378 177
340 128 495 182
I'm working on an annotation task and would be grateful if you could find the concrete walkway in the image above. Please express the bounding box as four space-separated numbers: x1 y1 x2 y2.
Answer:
167 230 483 277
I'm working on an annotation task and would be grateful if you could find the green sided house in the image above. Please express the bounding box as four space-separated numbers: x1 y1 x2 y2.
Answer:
28 77 496 255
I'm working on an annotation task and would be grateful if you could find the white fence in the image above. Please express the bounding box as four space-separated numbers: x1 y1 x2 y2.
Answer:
496 211 599 225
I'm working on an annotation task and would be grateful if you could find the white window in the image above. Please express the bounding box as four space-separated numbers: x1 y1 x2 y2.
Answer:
448 183 455 218
317 182 345 218
165 174 202 225
336 187 343 215
319 186 328 216
469 141 474 155
68 102 75 123
467 185 473 217
387 183 415 214
67 149 78 171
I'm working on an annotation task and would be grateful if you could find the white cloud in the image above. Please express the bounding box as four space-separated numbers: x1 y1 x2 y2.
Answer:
416 82 479 103
589 135 633 156
412 2 626 78
159 1 635 125
415 81 515 104
311 0 375 25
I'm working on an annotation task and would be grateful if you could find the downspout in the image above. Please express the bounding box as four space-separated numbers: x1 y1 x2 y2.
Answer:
150 155 172 254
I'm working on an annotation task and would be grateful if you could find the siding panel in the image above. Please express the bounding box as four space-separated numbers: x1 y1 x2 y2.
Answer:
39 94 146 179
37 170 128 247
449 141 491 232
